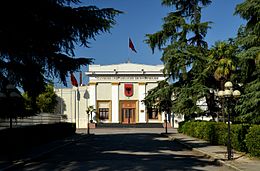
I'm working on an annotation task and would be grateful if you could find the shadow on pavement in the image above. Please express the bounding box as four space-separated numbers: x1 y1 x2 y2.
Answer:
7 133 227 171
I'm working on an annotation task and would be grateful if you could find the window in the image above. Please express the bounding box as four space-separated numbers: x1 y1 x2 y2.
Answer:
99 108 109 120
148 108 158 119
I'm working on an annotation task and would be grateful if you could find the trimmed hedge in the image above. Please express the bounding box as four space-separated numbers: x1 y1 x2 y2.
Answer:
245 125 260 157
0 122 76 155
231 124 250 152
178 121 186 133
180 121 221 144
178 121 260 156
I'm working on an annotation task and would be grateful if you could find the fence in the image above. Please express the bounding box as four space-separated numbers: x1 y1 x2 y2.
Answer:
0 113 67 129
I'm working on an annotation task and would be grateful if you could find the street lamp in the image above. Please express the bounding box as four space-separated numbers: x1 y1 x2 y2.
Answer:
217 81 241 160
0 84 21 129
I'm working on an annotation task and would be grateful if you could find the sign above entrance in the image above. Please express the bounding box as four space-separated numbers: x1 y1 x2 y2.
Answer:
124 84 133 97
94 76 160 82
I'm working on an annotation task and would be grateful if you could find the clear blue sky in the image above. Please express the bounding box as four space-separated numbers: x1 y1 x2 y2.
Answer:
75 0 245 66
59 0 245 87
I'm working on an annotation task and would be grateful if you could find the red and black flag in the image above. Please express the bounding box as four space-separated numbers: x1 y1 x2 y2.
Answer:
70 72 78 87
129 38 137 53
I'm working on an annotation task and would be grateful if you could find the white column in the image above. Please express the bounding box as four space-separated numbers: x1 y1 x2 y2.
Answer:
161 111 165 123
88 82 97 122
138 82 146 123
111 82 119 123
78 86 88 128
71 87 78 128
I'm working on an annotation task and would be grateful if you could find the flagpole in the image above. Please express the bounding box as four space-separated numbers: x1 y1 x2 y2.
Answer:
74 90 76 127
77 87 80 129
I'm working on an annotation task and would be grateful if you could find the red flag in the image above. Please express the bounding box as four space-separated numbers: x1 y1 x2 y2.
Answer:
129 38 137 53
70 72 78 87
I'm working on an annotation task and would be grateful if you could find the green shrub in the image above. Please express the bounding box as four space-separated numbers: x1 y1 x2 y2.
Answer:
231 124 250 152
179 121 251 153
245 125 260 157
180 121 217 143
214 122 227 145
202 122 216 144
181 121 192 135
178 121 186 133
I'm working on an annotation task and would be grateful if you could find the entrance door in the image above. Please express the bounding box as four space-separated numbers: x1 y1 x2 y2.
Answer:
122 108 135 124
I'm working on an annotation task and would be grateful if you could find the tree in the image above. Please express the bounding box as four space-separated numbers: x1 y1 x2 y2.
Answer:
23 84 58 114
0 0 121 113
208 41 238 84
203 41 239 122
144 80 172 115
144 80 172 132
146 0 212 119
37 85 58 113
234 0 260 124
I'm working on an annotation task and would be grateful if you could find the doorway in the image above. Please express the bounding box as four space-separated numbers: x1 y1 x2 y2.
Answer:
120 100 137 124
122 108 135 124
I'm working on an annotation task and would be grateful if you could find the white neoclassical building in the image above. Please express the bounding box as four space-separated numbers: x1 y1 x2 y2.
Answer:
55 63 184 128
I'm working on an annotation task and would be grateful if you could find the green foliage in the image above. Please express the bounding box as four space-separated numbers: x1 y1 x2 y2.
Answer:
181 121 218 144
235 78 260 124
22 92 33 113
234 0 260 38
145 0 212 119
180 121 252 153
37 84 58 113
23 84 58 113
177 121 186 133
206 41 238 82
234 0 260 123
145 0 259 124
231 124 250 152
144 80 172 114
0 0 121 112
172 82 207 117
245 125 260 157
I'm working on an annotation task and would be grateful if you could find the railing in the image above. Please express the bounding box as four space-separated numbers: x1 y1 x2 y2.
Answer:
0 113 66 129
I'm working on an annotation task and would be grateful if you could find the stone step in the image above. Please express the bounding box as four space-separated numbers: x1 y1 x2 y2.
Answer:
96 123 163 128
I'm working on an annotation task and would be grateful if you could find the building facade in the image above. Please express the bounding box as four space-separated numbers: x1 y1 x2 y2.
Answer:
55 63 171 128
87 63 165 125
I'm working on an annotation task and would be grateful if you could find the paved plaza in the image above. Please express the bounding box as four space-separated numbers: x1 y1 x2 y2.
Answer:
4 128 234 171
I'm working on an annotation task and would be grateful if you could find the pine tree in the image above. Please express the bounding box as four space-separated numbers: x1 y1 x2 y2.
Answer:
234 0 260 124
0 0 121 114
144 80 172 114
146 0 212 119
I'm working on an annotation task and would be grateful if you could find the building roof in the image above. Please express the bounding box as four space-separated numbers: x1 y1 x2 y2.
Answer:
86 63 165 83
88 63 164 72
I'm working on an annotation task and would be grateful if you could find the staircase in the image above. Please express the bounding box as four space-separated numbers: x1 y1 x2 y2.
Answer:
96 123 163 128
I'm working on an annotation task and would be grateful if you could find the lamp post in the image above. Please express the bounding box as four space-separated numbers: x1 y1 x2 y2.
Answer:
217 81 241 160
0 84 21 129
